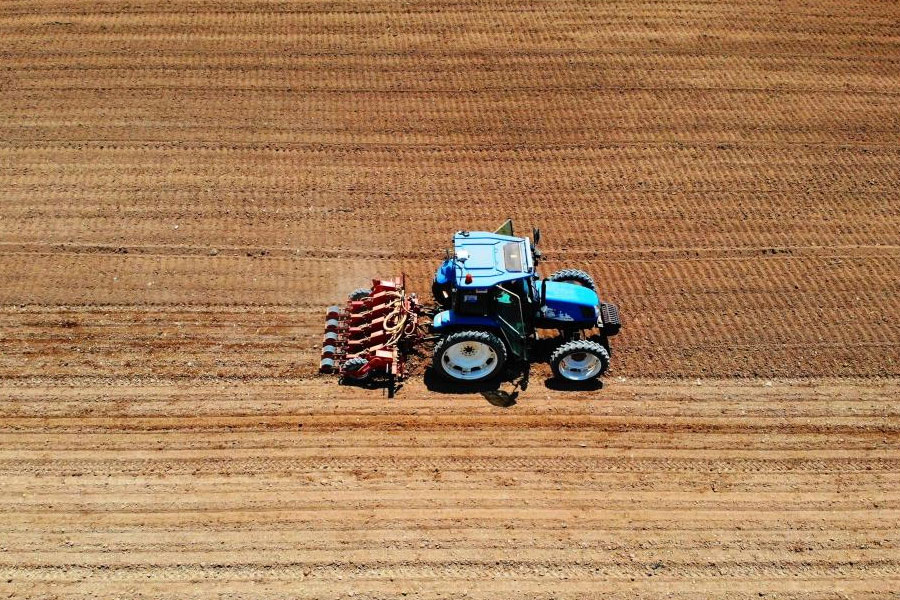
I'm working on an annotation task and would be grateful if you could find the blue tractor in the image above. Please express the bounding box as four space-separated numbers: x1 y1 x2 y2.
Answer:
430 220 621 384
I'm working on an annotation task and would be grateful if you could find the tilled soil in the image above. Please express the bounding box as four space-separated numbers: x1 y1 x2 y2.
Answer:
2 379 900 599
2 0 900 597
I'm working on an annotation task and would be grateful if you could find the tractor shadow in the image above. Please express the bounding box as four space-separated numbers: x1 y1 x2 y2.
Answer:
543 377 603 392
423 366 526 407
421 332 608 403
342 377 404 399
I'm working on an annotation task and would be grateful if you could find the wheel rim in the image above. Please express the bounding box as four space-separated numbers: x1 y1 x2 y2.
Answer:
558 351 603 381
441 340 499 380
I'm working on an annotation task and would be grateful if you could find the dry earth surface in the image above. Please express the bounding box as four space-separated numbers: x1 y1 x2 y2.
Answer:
2 0 900 598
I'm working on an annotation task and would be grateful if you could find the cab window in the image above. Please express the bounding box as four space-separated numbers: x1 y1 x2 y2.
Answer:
502 242 524 272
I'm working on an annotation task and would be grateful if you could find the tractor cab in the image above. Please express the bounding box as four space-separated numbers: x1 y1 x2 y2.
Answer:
430 221 620 382
432 229 534 359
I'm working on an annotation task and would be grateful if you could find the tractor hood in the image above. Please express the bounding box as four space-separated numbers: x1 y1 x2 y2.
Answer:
542 281 599 324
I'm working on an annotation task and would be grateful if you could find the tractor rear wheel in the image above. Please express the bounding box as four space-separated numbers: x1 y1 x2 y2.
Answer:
550 340 609 382
348 288 371 301
547 269 596 290
434 330 507 383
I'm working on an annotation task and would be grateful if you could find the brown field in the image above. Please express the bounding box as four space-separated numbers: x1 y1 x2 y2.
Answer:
2 0 900 598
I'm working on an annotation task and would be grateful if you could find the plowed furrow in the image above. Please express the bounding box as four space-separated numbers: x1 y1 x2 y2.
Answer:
3 0 900 596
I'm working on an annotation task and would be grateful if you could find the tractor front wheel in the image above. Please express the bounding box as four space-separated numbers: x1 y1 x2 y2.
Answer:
434 330 507 383
550 340 609 382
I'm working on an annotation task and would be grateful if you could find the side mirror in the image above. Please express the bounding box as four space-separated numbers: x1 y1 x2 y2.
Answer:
531 227 543 264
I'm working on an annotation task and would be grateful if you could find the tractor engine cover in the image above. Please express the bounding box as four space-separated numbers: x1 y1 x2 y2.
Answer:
539 281 600 328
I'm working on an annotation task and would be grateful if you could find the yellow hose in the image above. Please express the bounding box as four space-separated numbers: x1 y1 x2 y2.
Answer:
381 290 410 347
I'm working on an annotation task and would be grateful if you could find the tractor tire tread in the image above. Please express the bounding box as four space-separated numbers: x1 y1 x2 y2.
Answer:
547 269 596 290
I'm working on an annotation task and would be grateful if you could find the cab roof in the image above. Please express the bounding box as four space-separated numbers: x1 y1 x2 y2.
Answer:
453 231 534 288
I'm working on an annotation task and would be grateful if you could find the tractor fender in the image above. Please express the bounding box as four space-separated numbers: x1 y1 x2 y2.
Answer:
432 310 501 332
434 259 455 285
